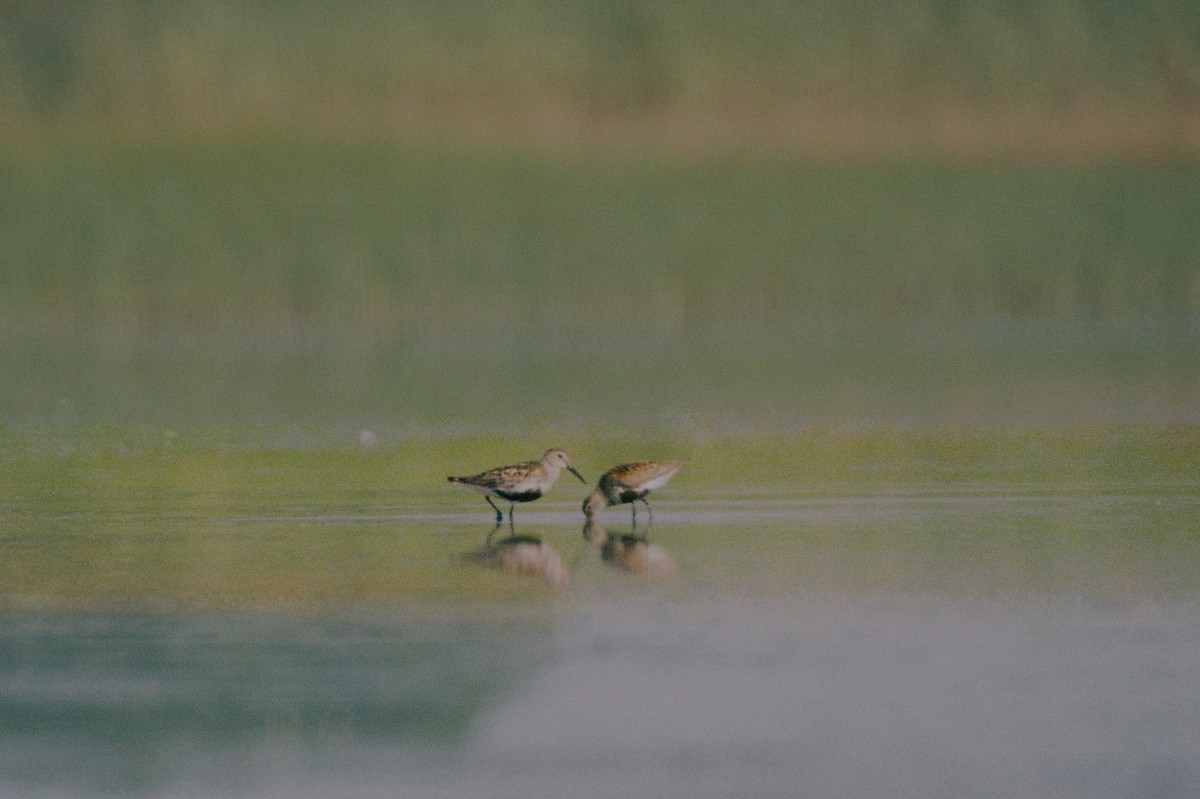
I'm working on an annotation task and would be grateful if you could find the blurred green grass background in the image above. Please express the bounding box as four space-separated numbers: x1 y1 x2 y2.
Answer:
3 0 1199 152
2 1 1198 426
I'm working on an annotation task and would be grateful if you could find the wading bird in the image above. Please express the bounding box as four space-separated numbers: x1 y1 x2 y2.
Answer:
449 448 585 526
582 459 686 529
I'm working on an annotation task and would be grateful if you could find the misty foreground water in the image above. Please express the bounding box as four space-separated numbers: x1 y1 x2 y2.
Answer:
2 467 1199 799
4 599 1199 799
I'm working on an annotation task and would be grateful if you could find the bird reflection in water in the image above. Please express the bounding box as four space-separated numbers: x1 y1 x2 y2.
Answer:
464 528 569 590
583 518 678 578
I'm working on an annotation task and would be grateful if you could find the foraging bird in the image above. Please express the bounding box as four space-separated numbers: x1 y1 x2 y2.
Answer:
449 449 585 525
582 459 686 528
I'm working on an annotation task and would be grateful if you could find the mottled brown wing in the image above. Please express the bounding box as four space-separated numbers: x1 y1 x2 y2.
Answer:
453 460 538 489
605 460 686 490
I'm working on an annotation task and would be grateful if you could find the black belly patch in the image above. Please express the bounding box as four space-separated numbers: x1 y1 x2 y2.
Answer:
496 490 543 503
617 489 647 504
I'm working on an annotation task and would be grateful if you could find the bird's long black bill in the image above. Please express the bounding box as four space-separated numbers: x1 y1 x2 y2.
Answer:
568 466 586 483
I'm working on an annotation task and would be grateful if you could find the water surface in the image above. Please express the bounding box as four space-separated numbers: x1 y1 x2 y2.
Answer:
2 442 1198 797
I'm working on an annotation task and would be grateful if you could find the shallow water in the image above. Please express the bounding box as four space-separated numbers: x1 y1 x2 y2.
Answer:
3 600 1199 799
3 455 1200 798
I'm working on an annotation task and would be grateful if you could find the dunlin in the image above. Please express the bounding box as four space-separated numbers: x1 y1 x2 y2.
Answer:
449 448 585 525
582 459 686 527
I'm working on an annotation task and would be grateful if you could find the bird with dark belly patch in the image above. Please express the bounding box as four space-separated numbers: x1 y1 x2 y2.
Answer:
583 459 686 529
449 448 586 526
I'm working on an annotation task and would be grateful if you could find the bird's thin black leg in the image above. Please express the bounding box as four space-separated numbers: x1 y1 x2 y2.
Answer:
631 501 637 530
486 496 503 524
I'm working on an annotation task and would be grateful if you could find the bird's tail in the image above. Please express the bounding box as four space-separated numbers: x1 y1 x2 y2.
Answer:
447 476 463 483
